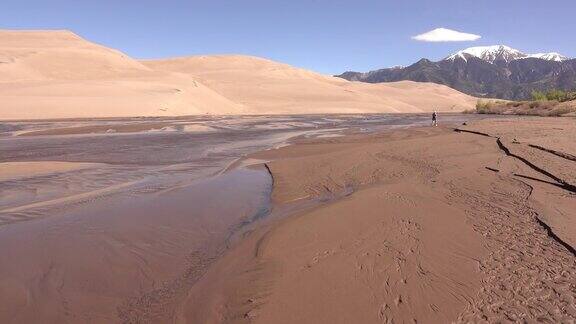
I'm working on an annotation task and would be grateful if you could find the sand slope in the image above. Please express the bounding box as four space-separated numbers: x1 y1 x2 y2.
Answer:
0 30 244 119
144 55 477 114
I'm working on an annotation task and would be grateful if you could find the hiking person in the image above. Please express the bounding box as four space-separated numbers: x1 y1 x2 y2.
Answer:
432 111 438 126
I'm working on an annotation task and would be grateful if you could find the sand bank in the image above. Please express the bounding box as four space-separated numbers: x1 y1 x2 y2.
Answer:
180 118 576 323
0 161 100 181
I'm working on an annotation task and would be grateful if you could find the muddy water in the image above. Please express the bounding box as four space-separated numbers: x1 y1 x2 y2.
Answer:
0 114 491 322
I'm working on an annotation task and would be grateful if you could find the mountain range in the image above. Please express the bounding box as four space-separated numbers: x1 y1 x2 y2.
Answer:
337 45 576 100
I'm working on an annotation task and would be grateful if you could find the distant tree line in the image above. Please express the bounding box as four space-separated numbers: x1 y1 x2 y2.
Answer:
530 89 576 102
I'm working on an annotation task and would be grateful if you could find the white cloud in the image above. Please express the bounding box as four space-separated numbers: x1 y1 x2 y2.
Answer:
412 28 481 42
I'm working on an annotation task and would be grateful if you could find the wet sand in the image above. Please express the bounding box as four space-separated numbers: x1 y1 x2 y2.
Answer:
181 117 576 323
0 114 490 323
0 168 271 323
0 161 101 182
1 114 483 225
2 114 573 323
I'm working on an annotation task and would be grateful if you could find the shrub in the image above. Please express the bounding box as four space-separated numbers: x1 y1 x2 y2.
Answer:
476 100 492 114
473 97 574 116
531 90 547 101
531 89 576 102
547 90 567 102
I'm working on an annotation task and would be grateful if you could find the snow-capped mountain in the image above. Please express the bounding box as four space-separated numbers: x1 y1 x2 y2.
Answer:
446 45 525 63
445 45 570 63
336 45 576 100
525 52 569 62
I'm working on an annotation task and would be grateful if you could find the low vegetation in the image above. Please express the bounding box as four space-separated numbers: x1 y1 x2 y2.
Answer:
468 89 576 116
530 89 576 102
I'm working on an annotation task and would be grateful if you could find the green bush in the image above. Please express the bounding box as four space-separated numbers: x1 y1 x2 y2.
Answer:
473 97 574 116
531 90 547 101
531 89 576 102
476 100 492 114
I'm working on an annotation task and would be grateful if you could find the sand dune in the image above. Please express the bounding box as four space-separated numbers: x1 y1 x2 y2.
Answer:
144 55 477 114
0 30 244 119
0 30 476 119
0 30 151 82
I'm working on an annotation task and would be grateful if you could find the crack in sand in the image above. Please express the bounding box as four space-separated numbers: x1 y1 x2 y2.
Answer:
444 130 576 322
528 144 576 163
455 127 576 194
449 178 576 322
454 128 576 258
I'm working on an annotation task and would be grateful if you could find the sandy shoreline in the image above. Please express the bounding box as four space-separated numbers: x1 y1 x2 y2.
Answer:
179 117 576 323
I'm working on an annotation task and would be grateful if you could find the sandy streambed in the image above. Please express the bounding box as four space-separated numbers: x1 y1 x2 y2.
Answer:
0 167 272 323
179 118 576 323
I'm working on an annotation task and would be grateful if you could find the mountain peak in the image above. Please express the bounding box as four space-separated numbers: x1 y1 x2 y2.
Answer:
445 45 525 63
525 52 569 62
415 58 433 65
445 45 570 63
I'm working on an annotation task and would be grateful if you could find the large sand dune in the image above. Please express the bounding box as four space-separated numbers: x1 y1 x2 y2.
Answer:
0 30 476 120
0 30 244 119
144 55 477 114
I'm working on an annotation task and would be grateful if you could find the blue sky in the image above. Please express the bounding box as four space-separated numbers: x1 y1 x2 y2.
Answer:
2 0 575 74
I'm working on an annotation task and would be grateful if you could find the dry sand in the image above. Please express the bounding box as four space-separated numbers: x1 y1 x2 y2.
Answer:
178 117 576 323
0 30 244 119
144 55 476 114
0 30 476 120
